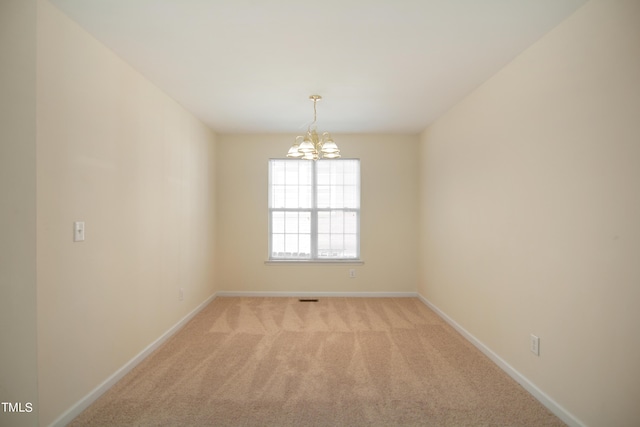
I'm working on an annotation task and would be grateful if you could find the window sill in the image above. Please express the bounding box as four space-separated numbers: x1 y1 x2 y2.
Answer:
265 260 364 266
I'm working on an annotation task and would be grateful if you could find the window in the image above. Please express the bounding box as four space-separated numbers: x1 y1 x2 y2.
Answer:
268 159 360 261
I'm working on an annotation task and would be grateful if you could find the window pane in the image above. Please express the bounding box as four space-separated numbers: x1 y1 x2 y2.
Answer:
331 211 344 233
272 186 285 208
345 234 357 258
334 186 344 208
330 234 343 251
272 211 285 233
285 212 299 233
299 212 311 233
285 162 299 185
299 234 311 257
299 185 312 208
272 234 284 256
284 186 298 208
271 161 285 185
315 160 360 209
317 186 330 208
344 169 357 185
333 165 344 185
344 212 357 233
299 166 311 185
316 162 330 185
344 186 358 208
318 234 330 257
285 234 298 255
318 212 330 233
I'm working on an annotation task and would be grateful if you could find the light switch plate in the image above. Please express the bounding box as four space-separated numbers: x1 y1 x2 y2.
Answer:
74 221 85 242
530 334 540 356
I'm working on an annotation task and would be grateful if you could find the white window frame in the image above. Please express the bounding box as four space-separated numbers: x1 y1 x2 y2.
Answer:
268 159 360 262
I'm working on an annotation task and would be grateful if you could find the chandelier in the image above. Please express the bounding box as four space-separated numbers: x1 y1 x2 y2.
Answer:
286 95 341 160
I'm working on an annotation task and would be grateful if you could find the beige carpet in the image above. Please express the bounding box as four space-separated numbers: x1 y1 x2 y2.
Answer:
69 297 564 426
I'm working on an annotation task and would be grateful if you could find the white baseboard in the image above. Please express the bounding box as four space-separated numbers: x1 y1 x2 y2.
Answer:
416 293 585 427
215 291 418 298
48 292 217 427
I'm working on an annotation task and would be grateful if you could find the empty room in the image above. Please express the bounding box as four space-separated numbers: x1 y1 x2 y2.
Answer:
1 0 639 426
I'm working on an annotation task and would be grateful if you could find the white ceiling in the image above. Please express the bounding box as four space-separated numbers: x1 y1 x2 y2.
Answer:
49 0 587 134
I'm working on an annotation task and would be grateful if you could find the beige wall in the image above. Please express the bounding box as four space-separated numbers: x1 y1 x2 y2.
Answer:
215 134 419 294
0 0 39 426
36 1 217 425
418 0 640 426
7 0 638 425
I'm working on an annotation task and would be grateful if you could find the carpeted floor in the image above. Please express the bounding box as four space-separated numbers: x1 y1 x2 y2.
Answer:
69 297 565 426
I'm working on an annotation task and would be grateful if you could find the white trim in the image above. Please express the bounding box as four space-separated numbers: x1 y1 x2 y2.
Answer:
416 293 586 427
48 292 217 427
216 291 417 298
264 260 364 265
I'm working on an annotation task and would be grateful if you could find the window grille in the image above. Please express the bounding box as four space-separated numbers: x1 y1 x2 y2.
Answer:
268 159 360 260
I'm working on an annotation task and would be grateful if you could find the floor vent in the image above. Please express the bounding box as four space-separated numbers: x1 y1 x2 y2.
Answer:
298 299 319 302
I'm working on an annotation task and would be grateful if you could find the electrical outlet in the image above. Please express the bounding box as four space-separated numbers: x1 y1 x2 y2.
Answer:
179 288 184 301
530 334 540 356
349 269 356 278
